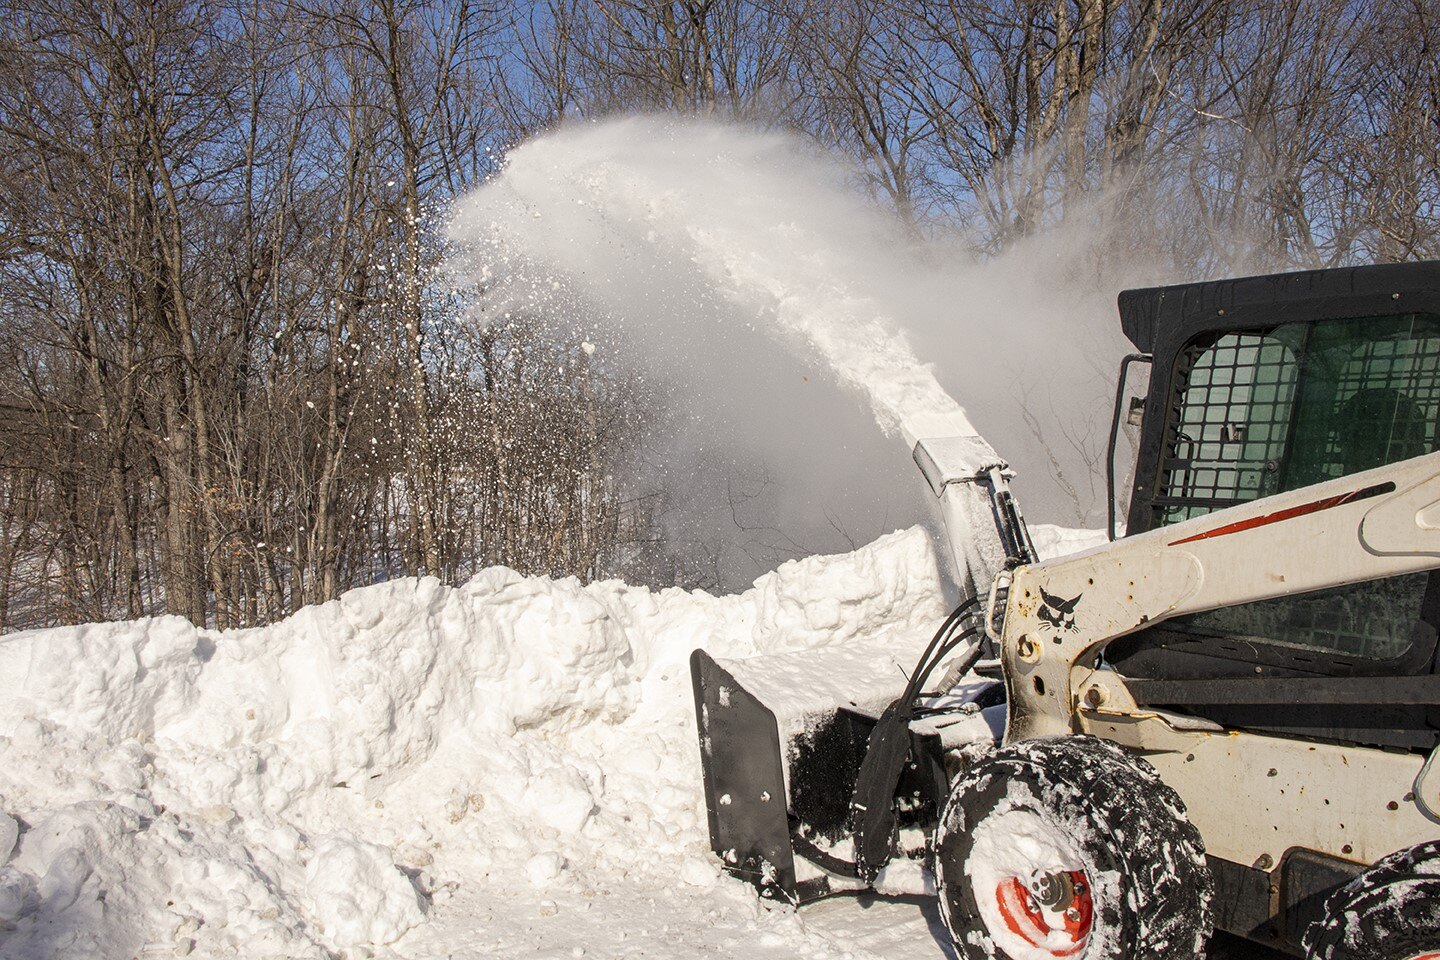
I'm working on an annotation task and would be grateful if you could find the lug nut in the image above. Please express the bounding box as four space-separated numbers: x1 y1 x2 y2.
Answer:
1028 870 1073 908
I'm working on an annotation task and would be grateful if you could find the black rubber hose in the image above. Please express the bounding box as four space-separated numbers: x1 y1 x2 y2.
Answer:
921 623 986 693
847 600 983 883
898 598 979 701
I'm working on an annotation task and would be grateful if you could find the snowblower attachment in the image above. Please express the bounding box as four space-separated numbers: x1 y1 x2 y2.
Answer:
691 414 1033 902
690 644 975 902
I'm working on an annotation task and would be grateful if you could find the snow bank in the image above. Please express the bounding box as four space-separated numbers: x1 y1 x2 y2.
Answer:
0 527 945 959
1030 524 1109 561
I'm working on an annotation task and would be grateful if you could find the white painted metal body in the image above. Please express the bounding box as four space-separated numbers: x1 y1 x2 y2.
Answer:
993 452 1440 870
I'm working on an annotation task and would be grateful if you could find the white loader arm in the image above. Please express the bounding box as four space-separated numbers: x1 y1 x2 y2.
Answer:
1002 450 1440 741
904 411 1029 601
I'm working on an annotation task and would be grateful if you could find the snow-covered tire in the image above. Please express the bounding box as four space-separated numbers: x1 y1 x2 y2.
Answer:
935 735 1212 960
1304 840 1440 960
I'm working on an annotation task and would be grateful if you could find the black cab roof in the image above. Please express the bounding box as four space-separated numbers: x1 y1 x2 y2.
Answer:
1118 260 1440 358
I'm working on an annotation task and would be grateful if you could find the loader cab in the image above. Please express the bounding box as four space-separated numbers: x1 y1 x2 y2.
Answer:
1106 261 1440 752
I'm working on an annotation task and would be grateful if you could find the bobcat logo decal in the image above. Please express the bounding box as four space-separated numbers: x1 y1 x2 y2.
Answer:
1037 587 1083 633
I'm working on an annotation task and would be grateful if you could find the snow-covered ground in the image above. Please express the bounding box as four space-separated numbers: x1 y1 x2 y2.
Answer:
0 527 958 959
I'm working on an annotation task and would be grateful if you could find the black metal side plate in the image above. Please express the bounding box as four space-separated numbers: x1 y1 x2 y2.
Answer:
1208 855 1277 945
1207 849 1367 955
1280 849 1365 948
690 649 798 901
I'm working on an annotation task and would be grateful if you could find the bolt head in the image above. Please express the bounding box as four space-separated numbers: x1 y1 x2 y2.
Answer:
1016 635 1041 663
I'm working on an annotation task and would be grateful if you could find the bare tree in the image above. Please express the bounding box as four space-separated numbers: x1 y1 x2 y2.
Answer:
1 0 1435 631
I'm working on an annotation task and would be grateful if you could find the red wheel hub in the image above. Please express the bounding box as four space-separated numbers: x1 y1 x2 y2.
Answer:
1405 954 1440 960
994 870 1094 958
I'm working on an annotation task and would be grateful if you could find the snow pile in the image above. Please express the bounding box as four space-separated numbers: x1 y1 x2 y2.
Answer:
1030 523 1109 561
0 527 946 959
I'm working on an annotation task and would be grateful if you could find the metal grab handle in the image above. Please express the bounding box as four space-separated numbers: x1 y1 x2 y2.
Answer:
1108 353 1152 541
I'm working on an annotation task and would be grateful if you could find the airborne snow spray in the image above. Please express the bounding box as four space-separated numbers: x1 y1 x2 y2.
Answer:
449 115 1136 586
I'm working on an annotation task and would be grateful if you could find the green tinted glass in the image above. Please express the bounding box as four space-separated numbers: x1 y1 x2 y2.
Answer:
1282 315 1440 488
1163 573 1424 662
1155 313 1440 522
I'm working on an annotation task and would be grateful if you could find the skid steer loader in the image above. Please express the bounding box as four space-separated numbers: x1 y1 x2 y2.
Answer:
692 260 1440 959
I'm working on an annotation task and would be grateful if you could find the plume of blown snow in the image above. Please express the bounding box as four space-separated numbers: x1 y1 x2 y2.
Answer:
448 115 1144 586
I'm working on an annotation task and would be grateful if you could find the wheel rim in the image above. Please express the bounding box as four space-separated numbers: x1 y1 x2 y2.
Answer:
994 870 1094 957
1404 954 1440 960
966 806 1099 960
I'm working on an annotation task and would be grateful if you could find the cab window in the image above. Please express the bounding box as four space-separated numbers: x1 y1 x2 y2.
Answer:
1153 313 1440 664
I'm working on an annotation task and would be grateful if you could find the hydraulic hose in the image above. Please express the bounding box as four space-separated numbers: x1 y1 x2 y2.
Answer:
846 598 983 882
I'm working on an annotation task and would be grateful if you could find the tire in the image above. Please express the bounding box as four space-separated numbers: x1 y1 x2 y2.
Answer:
1304 840 1440 960
935 735 1212 960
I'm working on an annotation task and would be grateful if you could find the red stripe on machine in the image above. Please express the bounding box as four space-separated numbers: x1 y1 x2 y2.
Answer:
1168 481 1395 546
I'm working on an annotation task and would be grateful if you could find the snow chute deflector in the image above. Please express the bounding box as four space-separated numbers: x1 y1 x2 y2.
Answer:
902 409 1037 606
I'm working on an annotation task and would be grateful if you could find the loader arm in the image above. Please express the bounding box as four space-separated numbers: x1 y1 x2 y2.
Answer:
1002 449 1440 743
